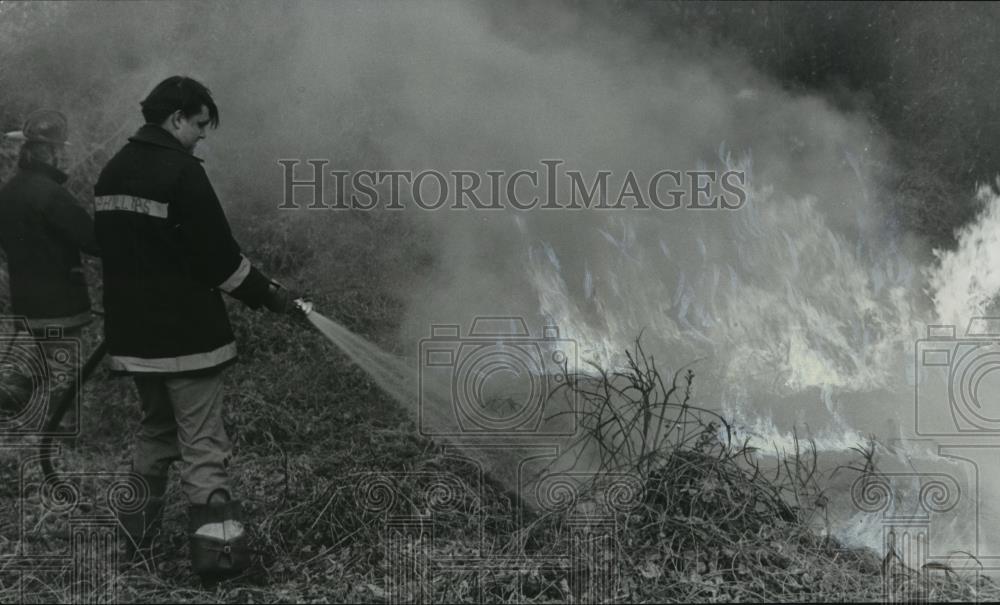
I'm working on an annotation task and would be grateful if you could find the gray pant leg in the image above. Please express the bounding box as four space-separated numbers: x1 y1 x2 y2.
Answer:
133 375 183 478
166 370 233 505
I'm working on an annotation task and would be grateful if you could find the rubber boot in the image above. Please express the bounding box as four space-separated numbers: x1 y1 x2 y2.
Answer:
188 489 252 578
117 473 168 555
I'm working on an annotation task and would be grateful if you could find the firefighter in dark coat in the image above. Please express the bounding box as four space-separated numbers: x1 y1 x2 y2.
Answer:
0 110 99 420
94 76 297 577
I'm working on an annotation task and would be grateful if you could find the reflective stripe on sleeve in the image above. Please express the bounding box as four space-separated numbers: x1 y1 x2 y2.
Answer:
94 195 169 219
107 342 237 373
218 255 251 293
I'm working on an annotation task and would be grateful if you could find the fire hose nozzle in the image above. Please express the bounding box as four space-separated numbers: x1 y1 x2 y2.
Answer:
293 298 314 317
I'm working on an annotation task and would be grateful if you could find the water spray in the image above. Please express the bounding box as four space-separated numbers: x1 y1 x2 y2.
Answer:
290 298 540 513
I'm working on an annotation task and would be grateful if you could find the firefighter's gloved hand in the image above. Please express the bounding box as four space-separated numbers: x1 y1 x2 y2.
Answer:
263 282 299 315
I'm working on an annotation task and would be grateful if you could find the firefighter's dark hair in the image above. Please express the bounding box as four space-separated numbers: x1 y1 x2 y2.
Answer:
140 76 220 128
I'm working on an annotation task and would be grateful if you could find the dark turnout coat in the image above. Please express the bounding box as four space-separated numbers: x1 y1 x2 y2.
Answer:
0 159 99 329
94 124 271 375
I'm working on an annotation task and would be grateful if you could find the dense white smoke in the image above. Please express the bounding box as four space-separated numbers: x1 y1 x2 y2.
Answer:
331 3 923 447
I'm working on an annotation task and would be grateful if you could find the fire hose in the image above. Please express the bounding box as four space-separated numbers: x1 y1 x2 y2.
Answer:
39 338 107 482
39 298 314 482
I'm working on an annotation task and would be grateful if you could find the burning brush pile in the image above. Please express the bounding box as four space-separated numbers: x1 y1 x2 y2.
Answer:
237 332 995 603
495 339 989 602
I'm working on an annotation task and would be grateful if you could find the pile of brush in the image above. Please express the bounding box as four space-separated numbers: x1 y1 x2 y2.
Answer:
512 338 991 602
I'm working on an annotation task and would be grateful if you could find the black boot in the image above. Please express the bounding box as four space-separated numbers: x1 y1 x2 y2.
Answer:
188 489 252 578
116 473 168 555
